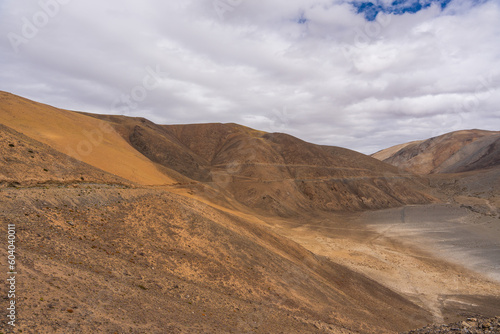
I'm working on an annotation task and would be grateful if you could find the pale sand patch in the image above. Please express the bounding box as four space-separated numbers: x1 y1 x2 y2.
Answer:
269 205 500 323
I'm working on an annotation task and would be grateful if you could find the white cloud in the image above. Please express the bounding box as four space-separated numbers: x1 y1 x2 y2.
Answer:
0 0 499 154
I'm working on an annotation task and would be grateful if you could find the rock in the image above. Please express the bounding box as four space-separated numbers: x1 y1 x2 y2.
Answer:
403 316 500 333
481 322 491 328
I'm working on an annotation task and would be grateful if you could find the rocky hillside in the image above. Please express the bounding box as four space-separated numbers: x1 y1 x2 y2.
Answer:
372 129 500 218
1 185 434 333
404 316 500 333
0 91 436 332
84 114 435 216
0 124 130 188
372 130 500 174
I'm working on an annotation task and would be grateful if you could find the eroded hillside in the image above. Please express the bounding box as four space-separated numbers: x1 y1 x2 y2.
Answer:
83 113 436 216
372 129 500 217
372 130 500 174
2 92 499 333
1 185 432 333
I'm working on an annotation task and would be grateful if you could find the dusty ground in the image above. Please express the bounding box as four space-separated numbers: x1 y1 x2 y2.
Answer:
362 204 500 283
0 92 499 333
1 185 435 334
269 205 500 326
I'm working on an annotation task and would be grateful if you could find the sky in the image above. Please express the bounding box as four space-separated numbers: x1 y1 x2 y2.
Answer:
1 0 499 154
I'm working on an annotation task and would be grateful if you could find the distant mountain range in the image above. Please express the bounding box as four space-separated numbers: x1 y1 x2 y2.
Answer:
372 129 500 174
372 128 500 217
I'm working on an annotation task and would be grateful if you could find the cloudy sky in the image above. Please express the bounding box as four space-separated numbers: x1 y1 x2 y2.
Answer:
1 0 499 154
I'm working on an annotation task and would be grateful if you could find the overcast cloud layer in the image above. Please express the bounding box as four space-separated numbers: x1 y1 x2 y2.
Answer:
1 0 499 154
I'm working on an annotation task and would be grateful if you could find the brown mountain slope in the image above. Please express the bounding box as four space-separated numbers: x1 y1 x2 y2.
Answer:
0 124 130 187
0 91 435 215
371 140 424 161
81 115 435 216
372 130 500 174
0 131 433 333
1 186 433 333
0 91 175 185
372 129 500 217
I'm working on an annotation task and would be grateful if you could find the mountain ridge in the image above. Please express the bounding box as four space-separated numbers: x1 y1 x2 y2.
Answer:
372 129 500 174
2 91 500 333
0 91 441 333
0 91 435 215
85 110 436 215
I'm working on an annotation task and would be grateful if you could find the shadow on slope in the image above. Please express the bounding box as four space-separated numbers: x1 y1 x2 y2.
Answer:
84 115 435 216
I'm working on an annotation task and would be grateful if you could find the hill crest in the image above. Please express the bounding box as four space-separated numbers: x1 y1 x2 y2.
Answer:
0 91 435 215
372 129 500 174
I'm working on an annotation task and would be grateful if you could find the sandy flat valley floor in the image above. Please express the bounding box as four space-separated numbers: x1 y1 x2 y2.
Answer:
270 203 500 324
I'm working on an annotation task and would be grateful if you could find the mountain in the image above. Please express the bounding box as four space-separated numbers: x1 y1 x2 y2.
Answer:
0 92 175 185
0 91 440 332
0 91 436 216
372 129 500 217
372 129 500 174
3 92 500 333
0 123 130 187
81 114 435 216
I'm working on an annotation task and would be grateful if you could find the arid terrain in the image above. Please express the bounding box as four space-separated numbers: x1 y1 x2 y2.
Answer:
1 91 499 333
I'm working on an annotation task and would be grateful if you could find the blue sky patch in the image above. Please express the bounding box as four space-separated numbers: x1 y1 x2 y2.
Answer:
296 11 308 24
352 0 453 20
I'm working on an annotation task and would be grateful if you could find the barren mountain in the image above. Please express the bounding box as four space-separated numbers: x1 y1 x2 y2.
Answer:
0 92 175 185
0 124 130 188
372 129 500 174
1 92 499 333
0 91 435 216
82 113 435 216
372 129 500 217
